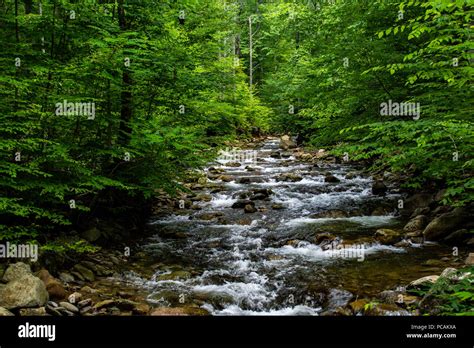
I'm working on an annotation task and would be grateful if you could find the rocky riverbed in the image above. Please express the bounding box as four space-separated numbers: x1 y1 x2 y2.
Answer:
1 136 472 316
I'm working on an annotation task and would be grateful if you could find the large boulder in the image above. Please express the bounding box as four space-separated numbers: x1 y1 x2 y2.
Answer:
401 193 433 216
0 274 49 309
423 207 467 241
3 262 32 282
374 229 402 245
279 135 296 150
371 180 387 195
403 215 428 232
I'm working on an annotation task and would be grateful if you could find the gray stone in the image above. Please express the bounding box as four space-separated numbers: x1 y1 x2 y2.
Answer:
59 302 79 313
423 207 467 241
3 262 32 282
0 274 49 309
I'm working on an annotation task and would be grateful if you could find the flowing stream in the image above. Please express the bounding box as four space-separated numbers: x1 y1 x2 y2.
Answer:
119 138 456 315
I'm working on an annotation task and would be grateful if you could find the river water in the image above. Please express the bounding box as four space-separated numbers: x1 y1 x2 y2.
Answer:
120 138 456 315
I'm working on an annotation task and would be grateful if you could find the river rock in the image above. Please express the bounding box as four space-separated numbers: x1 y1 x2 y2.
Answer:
250 193 268 201
59 272 75 283
231 200 254 209
3 262 31 282
193 193 212 202
276 173 302 182
72 264 95 282
311 210 348 219
443 229 471 245
324 174 340 183
19 307 48 316
440 267 458 280
237 177 252 184
244 204 257 213
403 215 428 232
59 302 79 313
0 274 49 309
196 212 223 221
150 306 209 316
0 307 14 316
225 162 241 167
217 175 233 182
374 229 402 245
271 204 284 210
408 275 439 288
423 207 466 241
280 135 296 150
371 180 387 195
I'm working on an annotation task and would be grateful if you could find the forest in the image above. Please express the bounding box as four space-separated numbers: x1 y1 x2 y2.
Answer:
0 0 473 318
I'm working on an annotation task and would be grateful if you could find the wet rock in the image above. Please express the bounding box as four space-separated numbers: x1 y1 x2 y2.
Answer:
158 270 191 281
252 188 273 196
3 262 31 282
465 253 474 266
314 233 336 245
19 307 48 316
345 172 358 180
193 193 212 202
324 174 340 183
325 289 353 311
80 286 98 294
0 307 14 316
73 264 95 282
403 215 428 232
371 180 387 195
231 200 254 209
225 162 241 167
366 303 411 316
271 204 284 210
245 166 256 172
270 152 281 159
371 206 393 216
280 135 296 150
377 291 418 306
423 207 467 241
244 204 257 213
374 229 402 245
276 173 303 182
0 274 49 309
443 229 471 244
349 299 369 313
250 193 268 201
196 212 223 221
237 177 252 184
132 303 150 315
208 167 225 174
280 152 292 158
59 302 79 313
408 275 439 289
150 306 209 316
311 210 348 219
217 175 233 182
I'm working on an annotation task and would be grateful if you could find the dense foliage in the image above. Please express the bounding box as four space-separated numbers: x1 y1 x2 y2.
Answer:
0 0 270 242
248 0 473 205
